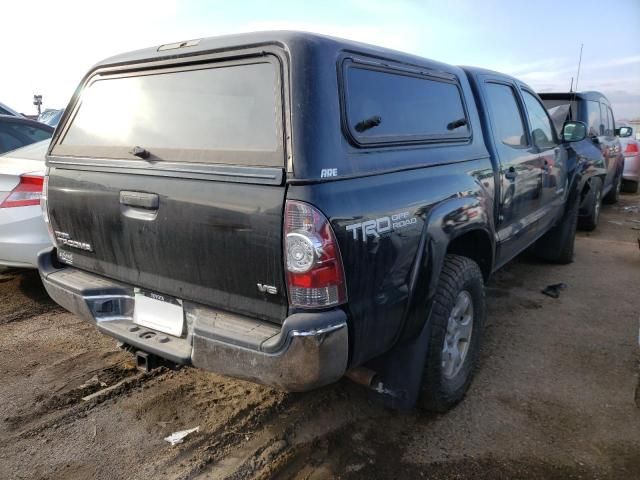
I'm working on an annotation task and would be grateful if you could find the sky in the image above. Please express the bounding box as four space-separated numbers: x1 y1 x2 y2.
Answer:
2 0 639 119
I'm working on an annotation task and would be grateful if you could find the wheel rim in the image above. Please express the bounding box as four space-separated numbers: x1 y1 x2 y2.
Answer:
594 190 601 222
442 290 474 379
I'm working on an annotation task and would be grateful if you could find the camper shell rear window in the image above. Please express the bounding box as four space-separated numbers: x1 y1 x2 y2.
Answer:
53 57 284 167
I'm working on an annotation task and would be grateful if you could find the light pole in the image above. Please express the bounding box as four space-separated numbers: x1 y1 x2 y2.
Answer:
33 94 43 115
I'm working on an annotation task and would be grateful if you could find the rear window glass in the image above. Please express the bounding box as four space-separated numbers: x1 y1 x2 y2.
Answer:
344 66 469 144
484 83 527 148
58 61 282 165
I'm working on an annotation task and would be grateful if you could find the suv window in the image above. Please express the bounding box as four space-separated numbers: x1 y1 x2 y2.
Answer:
585 100 602 136
343 65 469 144
606 106 615 137
522 91 556 149
484 83 526 148
57 60 282 166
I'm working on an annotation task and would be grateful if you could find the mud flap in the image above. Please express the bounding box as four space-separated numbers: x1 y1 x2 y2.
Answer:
363 313 433 410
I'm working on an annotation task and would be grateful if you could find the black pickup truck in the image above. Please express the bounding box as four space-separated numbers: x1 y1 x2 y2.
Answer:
38 32 587 410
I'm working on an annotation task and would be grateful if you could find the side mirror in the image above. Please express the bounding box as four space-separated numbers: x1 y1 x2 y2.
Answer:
617 126 633 138
561 120 587 142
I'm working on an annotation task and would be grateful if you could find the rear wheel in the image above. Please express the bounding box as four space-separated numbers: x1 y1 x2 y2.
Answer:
622 179 638 194
578 177 602 231
418 255 485 412
603 174 621 204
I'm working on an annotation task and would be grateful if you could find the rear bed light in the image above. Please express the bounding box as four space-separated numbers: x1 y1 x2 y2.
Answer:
0 174 43 208
284 200 347 308
625 142 639 154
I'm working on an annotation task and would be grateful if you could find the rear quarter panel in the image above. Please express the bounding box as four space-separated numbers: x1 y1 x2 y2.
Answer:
288 157 495 366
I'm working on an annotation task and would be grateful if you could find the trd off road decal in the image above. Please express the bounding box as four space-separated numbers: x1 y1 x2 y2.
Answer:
345 211 418 240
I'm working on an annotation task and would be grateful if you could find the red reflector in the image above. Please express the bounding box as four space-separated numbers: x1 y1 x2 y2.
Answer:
0 174 44 208
625 142 639 154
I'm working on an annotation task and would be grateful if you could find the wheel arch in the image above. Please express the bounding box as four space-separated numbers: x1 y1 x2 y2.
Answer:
397 196 495 345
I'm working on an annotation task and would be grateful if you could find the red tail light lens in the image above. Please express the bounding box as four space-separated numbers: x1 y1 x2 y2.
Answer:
0 174 44 208
284 200 347 308
625 142 639 154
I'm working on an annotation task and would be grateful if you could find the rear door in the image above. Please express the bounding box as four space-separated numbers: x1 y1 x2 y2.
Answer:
47 54 289 323
520 89 567 230
482 81 544 263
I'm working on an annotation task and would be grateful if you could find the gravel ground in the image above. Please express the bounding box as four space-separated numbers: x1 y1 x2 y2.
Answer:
0 193 638 480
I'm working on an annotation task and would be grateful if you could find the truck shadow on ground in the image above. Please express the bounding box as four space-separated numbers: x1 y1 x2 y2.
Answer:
0 269 63 324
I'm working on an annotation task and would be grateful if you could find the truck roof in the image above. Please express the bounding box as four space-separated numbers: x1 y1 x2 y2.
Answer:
93 30 461 76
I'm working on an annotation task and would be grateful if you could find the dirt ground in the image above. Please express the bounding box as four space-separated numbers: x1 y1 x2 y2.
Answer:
0 193 639 480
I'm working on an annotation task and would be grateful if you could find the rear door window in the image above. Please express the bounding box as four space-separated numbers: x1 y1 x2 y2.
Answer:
484 83 527 148
55 59 283 166
522 91 557 149
343 64 469 145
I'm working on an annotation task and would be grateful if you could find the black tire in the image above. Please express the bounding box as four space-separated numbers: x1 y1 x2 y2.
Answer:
578 177 602 232
533 191 579 264
418 255 485 412
622 179 639 194
603 174 621 204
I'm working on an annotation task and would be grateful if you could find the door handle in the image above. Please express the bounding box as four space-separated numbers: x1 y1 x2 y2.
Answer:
120 191 159 210
504 167 517 181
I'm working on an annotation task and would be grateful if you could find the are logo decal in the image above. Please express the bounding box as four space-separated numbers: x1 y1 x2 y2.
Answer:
320 168 338 178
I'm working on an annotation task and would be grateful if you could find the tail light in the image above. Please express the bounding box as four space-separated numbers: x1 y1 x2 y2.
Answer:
40 175 58 246
0 174 43 208
284 200 347 308
625 142 639 154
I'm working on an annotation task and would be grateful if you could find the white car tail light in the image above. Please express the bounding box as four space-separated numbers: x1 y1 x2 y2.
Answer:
284 200 347 308
625 142 639 154
0 174 43 208
40 175 58 246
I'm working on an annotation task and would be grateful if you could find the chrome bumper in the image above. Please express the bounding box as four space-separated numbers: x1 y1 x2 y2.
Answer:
38 248 349 392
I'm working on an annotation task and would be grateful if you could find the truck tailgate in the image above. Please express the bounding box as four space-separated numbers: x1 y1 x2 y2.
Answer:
47 168 287 323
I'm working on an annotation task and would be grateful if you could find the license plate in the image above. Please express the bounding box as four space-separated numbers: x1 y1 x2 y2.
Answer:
133 289 184 337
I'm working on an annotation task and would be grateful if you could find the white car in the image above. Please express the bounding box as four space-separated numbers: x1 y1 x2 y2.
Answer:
0 140 51 268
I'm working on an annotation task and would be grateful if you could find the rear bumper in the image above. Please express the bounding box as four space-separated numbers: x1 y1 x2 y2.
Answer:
623 153 640 183
37 248 348 391
0 205 51 268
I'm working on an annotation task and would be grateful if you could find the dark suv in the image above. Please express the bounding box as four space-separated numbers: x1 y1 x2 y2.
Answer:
540 92 624 230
